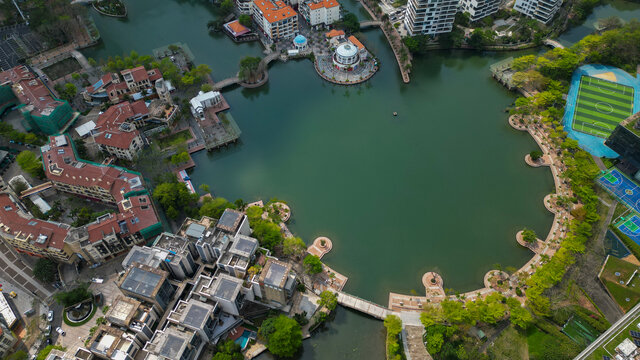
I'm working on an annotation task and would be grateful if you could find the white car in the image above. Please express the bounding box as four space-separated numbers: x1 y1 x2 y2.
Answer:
91 278 104 284
55 327 65 336
45 325 51 336
47 310 53 322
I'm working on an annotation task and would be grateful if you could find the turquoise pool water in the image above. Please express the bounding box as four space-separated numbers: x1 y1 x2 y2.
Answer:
235 330 254 350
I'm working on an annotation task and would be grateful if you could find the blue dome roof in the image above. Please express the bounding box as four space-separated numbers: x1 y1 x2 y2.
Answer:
294 35 307 44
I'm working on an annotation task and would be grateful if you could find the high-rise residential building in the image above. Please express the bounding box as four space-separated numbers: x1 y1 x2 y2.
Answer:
513 0 562 23
459 0 500 22
403 0 459 36
252 0 299 42
299 0 340 27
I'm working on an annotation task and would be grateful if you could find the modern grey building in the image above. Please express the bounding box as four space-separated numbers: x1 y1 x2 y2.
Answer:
459 0 500 21
118 263 175 310
167 299 219 343
106 295 159 342
193 273 249 316
217 234 259 278
513 0 562 23
256 258 296 307
605 113 640 176
144 323 204 360
152 232 199 280
403 0 459 36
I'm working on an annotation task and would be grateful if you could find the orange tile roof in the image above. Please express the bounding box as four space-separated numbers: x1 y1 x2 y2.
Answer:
325 29 345 38
308 0 339 9
0 66 66 118
253 0 297 23
226 20 250 35
348 35 365 50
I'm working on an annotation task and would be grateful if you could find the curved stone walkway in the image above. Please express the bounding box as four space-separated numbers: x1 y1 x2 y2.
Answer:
307 237 332 259
388 114 574 311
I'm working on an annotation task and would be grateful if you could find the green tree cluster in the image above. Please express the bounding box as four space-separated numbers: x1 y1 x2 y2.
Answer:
71 207 114 227
33 258 57 283
303 254 323 275
16 151 44 178
153 181 200 219
251 219 284 250
36 346 66 360
317 290 337 311
53 285 92 306
384 315 403 360
521 228 537 243
335 12 360 33
212 339 243 360
4 350 28 360
282 236 306 258
258 315 302 358
238 56 262 83
54 83 77 102
0 122 41 145
238 14 252 27
199 197 235 219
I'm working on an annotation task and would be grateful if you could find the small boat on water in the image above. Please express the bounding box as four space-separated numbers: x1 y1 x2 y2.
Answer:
393 112 398 116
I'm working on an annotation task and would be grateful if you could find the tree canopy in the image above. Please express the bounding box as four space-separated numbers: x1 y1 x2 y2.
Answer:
36 346 66 360
212 339 243 360
282 237 306 258
303 254 323 275
384 314 403 360
153 181 199 219
258 315 302 358
238 56 262 83
251 220 284 250
317 290 337 311
33 258 57 283
17 151 44 178
54 285 92 307
199 197 235 219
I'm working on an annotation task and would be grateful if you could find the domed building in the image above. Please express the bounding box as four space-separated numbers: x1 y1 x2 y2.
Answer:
293 34 308 50
333 42 359 70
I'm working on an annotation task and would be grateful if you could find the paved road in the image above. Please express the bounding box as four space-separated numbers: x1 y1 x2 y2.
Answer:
575 302 640 359
0 242 53 300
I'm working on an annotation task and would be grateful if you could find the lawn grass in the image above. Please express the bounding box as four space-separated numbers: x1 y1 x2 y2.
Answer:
156 129 193 149
487 324 527 360
601 255 638 283
526 326 550 358
604 280 640 312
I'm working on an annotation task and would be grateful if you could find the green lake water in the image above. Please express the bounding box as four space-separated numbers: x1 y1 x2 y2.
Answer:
80 0 640 356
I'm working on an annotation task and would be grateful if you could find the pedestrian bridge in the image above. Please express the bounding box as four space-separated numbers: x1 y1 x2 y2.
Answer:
19 181 53 198
360 20 382 29
543 39 565 49
335 291 395 319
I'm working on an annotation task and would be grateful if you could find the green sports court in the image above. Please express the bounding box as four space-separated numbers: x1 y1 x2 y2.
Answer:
571 75 635 138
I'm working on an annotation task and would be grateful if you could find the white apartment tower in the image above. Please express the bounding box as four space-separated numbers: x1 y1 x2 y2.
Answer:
513 0 562 23
403 0 459 36
459 0 500 22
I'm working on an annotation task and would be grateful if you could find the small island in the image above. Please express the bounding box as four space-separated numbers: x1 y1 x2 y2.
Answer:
92 0 127 17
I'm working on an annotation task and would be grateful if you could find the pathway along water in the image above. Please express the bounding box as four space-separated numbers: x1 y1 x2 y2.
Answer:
81 0 634 357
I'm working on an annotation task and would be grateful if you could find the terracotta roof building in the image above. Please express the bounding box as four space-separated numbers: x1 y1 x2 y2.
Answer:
41 135 162 264
252 0 299 41
0 65 75 135
94 101 148 161
84 66 163 104
0 192 76 262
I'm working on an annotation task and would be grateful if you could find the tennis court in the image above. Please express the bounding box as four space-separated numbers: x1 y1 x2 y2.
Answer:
597 168 640 212
572 75 634 138
617 214 640 246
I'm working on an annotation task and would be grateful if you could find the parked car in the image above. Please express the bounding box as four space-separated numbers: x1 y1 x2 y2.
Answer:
55 327 65 336
91 278 104 284
45 325 51 336
47 311 53 322
23 309 35 317
8 291 16 298
45 338 52 346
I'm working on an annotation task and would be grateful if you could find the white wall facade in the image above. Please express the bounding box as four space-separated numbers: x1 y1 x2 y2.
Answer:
513 0 562 23
403 0 459 36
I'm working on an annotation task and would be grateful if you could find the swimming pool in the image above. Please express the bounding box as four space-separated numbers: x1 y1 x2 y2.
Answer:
234 329 255 350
